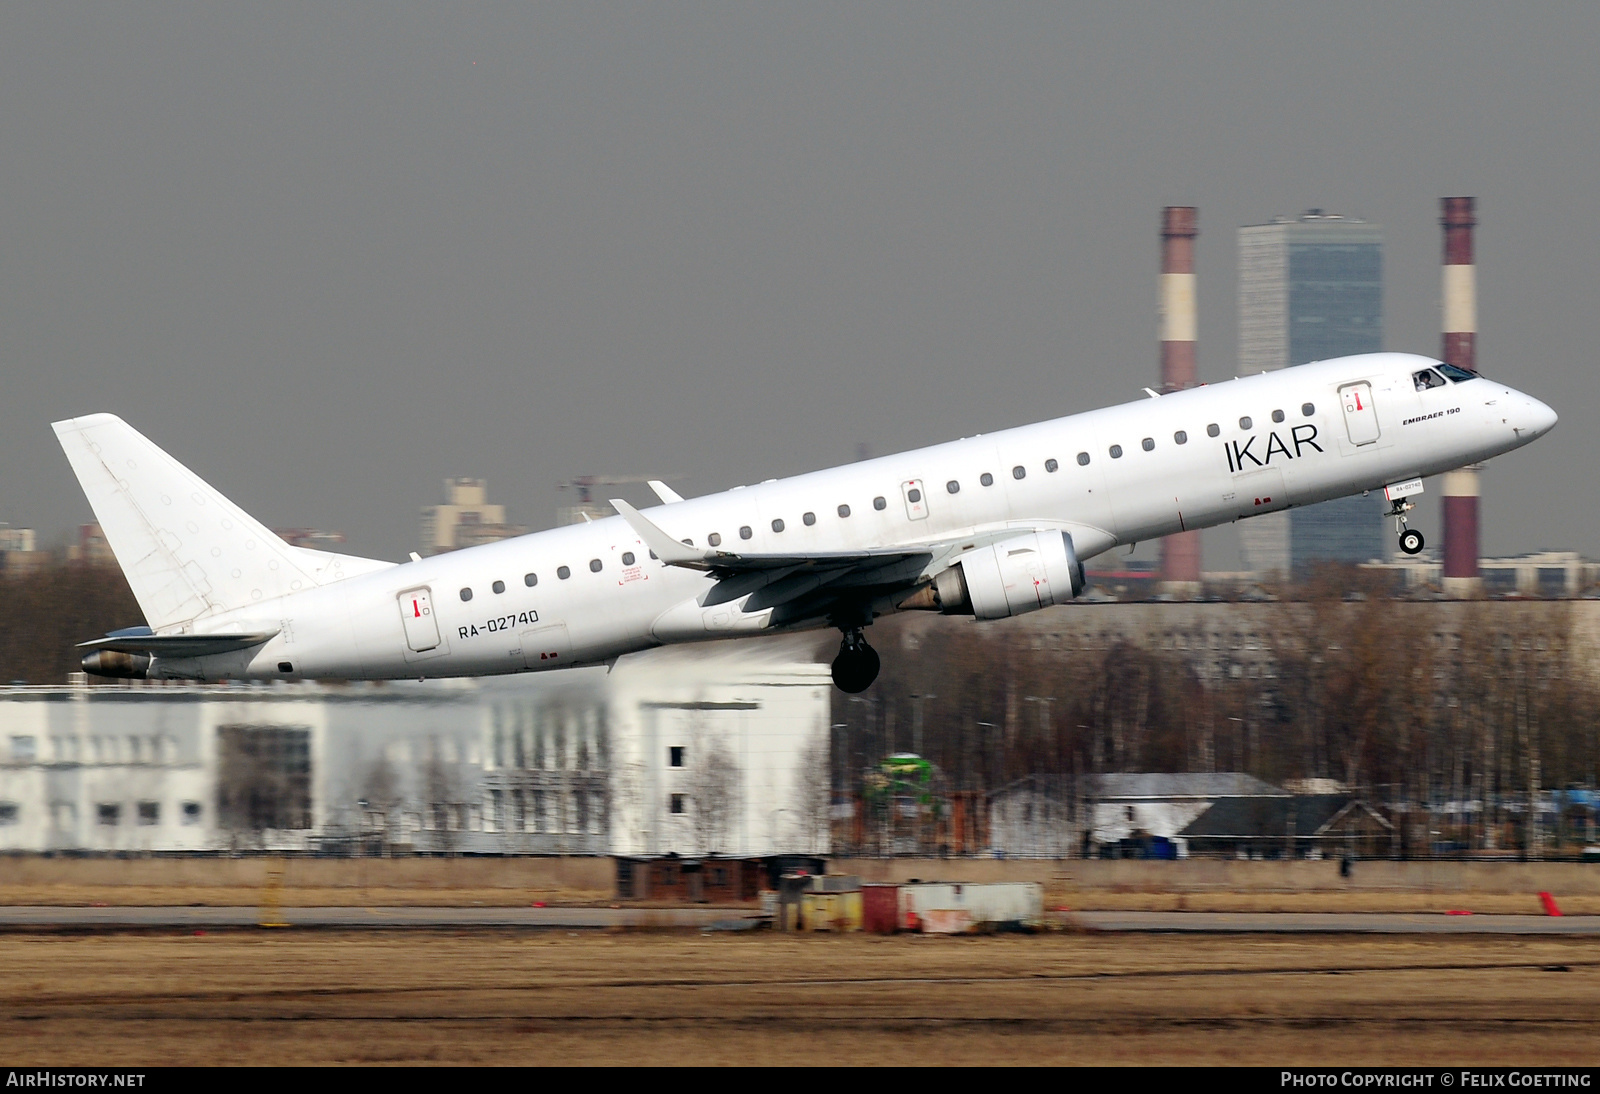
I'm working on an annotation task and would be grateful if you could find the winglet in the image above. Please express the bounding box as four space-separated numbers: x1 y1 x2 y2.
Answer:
647 480 685 505
610 498 711 568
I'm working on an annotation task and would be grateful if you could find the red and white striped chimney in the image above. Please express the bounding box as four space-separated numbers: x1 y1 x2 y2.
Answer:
1441 197 1482 598
1159 206 1202 594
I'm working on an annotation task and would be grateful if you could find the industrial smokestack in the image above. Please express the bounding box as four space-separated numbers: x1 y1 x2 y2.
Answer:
1159 207 1202 594
1440 197 1482 598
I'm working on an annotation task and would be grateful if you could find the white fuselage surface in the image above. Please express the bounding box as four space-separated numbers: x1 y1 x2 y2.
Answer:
54 353 1556 688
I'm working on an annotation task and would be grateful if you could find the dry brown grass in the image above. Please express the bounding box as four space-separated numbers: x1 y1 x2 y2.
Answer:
1 930 1596 1065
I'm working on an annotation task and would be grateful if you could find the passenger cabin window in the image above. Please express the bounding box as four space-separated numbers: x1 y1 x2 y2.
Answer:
1141 438 1154 452
873 496 887 510
947 480 960 494
589 559 603 573
524 573 538 587
803 512 816 526
557 566 571 580
1302 402 1316 416
1109 445 1123 458
1077 452 1090 466
1045 459 1058 472
1207 423 1220 437
1413 368 1447 391
492 580 505 594
771 518 785 532
1272 409 1285 423
1239 416 1252 430
1174 430 1187 444
708 532 722 547
740 526 753 539
907 487 922 502
1012 466 1025 480
459 587 473 602
980 473 994 487
837 504 851 518
622 552 635 566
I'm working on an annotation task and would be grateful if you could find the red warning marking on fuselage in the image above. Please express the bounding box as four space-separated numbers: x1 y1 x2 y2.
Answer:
413 600 421 618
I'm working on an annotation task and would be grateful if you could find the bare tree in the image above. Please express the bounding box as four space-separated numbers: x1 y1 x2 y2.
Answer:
790 730 831 853
688 724 740 856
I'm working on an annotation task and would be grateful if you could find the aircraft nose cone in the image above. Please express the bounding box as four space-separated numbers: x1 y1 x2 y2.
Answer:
1528 395 1558 436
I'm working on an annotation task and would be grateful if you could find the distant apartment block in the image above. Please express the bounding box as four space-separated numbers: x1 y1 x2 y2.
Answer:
419 478 526 556
0 524 48 574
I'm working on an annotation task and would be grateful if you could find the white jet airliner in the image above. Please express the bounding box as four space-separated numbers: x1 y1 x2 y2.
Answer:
57 352 1555 693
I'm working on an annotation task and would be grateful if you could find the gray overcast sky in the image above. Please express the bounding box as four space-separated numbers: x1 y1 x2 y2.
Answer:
2 2 1596 564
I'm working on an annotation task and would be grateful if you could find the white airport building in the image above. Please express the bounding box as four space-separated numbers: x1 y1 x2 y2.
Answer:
0 638 831 858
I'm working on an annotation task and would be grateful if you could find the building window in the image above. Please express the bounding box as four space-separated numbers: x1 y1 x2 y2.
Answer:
980 473 994 487
459 587 473 602
1141 438 1155 451
1012 466 1026 480
873 496 887 510
182 802 202 825
1109 445 1123 458
1272 409 1285 423
0 803 17 826
622 552 635 566
589 559 603 573
1302 402 1316 416
740 526 753 540
1239 416 1252 430
803 512 816 526
837 504 851 518
669 746 685 767
771 518 785 533
1077 452 1090 466
1045 459 1058 472
557 566 571 580
1174 430 1187 444
670 793 686 815
9 736 35 763
492 580 505 594
138 801 159 826
708 533 722 547
97 803 120 826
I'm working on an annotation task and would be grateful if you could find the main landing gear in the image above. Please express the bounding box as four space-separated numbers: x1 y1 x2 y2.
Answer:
831 627 881 694
1390 499 1425 555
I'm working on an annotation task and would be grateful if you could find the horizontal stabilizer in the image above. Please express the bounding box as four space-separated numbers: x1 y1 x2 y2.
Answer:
77 631 279 658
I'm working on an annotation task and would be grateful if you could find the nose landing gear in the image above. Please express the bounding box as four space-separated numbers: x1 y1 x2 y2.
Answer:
1390 499 1425 555
831 627 880 693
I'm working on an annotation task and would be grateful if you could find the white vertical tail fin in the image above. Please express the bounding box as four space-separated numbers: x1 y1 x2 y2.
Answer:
53 413 392 631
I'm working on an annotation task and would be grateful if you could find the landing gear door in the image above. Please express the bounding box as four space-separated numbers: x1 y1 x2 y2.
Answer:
1340 382 1381 446
398 587 441 652
901 479 929 521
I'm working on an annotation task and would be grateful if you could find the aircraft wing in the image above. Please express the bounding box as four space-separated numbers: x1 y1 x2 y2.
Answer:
610 498 933 576
609 497 1028 626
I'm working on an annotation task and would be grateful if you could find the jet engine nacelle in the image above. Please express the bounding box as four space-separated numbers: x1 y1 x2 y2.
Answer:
82 650 151 679
925 530 1086 619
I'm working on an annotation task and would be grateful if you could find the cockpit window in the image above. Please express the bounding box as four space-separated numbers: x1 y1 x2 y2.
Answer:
1413 368 1447 391
1436 362 1477 382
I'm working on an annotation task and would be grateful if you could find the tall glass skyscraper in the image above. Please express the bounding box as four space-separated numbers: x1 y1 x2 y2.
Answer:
1238 211 1386 578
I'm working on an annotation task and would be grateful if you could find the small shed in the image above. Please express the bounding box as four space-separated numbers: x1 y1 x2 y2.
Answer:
1179 794 1395 859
